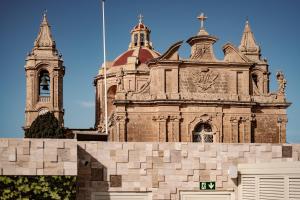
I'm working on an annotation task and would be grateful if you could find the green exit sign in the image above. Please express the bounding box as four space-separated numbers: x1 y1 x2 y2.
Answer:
200 181 215 190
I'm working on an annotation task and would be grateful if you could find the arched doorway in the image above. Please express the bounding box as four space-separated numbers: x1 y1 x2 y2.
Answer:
193 123 214 143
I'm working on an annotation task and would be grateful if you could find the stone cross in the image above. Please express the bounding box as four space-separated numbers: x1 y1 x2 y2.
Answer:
138 14 143 24
197 13 207 29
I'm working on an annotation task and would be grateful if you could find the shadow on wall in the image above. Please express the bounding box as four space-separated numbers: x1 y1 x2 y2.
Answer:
77 146 111 200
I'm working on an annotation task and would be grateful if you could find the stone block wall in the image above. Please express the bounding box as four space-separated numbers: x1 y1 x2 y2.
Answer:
77 142 300 200
1 139 300 200
0 139 77 175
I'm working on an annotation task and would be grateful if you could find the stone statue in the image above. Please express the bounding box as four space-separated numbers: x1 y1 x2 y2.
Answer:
116 68 125 92
276 71 286 96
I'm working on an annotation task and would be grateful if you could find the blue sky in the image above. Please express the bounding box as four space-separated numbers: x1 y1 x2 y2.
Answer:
0 0 299 142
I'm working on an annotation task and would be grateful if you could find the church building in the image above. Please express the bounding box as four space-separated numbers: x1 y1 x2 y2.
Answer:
93 14 290 143
14 11 300 200
24 13 290 143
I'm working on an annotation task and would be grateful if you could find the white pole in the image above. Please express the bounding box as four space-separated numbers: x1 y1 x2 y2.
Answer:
102 0 108 135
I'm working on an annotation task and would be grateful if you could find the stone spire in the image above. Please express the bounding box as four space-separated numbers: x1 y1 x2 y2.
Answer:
239 19 260 59
33 12 56 50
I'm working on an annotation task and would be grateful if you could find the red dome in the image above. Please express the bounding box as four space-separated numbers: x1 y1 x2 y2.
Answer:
112 48 159 67
131 22 150 33
112 50 134 66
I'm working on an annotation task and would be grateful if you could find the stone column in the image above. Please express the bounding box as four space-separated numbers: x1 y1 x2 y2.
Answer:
230 117 239 143
281 118 287 143
53 71 58 108
153 115 168 142
215 113 223 142
169 115 181 142
277 116 287 143
263 73 270 94
115 115 127 142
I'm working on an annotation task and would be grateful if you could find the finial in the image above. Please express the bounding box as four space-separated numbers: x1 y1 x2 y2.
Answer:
138 14 144 24
197 12 207 29
43 9 47 17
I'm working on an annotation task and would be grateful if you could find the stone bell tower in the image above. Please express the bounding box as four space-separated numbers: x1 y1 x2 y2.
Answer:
24 13 65 129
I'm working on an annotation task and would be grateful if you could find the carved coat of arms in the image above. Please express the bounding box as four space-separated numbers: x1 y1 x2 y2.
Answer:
191 70 218 91
191 44 210 60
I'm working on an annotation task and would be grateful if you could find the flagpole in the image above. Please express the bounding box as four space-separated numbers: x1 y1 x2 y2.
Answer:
101 0 108 135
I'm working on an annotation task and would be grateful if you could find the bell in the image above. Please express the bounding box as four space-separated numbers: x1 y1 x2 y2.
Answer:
40 75 49 90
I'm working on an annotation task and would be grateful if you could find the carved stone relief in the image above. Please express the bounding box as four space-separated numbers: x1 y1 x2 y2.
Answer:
180 68 219 92
191 44 210 60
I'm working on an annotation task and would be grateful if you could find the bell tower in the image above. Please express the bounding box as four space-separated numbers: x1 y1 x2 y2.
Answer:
24 13 65 129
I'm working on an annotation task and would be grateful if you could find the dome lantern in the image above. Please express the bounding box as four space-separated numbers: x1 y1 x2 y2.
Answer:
129 14 152 49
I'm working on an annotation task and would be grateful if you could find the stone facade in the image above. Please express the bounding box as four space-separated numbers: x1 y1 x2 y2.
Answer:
94 14 290 143
24 13 65 129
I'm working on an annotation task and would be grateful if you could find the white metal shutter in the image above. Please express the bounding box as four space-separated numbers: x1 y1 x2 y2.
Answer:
289 177 300 200
241 176 256 200
258 177 284 200
240 175 300 200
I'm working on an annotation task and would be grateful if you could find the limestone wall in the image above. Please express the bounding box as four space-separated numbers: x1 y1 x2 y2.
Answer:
1 139 300 200
0 139 77 175
77 142 300 200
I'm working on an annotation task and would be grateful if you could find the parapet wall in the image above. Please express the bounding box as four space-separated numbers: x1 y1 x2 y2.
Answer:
77 142 300 200
0 139 77 175
1 139 300 200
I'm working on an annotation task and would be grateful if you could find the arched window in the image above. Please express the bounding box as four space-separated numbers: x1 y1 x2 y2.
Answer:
140 33 145 46
134 34 138 46
107 85 117 117
193 123 213 143
39 70 50 96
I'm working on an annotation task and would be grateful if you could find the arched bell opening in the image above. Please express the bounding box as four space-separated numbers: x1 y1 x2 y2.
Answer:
192 122 214 143
140 33 145 46
38 70 50 102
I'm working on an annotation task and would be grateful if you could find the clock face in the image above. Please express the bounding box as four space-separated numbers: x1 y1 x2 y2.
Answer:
38 108 49 115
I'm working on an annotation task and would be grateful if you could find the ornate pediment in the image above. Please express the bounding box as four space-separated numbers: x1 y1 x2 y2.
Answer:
223 43 251 63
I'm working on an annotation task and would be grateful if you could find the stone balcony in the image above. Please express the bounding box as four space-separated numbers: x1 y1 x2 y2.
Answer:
39 96 50 102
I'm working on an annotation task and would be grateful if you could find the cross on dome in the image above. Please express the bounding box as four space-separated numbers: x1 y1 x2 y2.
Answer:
43 9 47 17
197 12 207 29
138 14 144 24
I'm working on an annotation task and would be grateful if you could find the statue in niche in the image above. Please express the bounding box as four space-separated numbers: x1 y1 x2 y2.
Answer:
116 68 125 92
276 71 286 96
251 73 260 95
